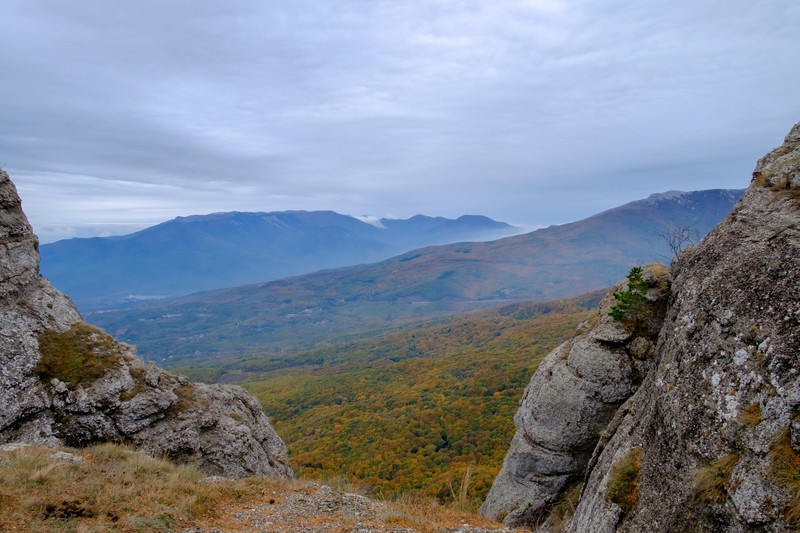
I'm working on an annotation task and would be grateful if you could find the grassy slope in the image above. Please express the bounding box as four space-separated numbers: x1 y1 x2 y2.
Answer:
172 298 595 507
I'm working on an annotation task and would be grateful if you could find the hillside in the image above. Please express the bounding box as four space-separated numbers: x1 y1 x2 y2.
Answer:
166 296 597 507
88 189 742 362
40 210 517 309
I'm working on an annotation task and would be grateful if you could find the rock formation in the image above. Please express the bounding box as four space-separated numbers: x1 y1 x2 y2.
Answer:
0 169 293 479
480 264 670 526
483 121 800 531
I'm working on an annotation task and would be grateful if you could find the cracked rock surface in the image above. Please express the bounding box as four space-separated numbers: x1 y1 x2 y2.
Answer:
480 265 669 527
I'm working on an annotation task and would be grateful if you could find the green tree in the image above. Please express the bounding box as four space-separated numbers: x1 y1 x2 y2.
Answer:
609 267 650 326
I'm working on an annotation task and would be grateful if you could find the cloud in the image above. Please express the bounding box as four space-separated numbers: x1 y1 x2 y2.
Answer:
1 0 798 240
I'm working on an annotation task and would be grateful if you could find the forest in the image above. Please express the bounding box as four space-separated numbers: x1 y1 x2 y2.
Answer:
169 297 597 508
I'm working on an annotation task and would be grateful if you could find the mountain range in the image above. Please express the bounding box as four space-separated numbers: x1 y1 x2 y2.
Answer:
40 211 518 309
86 189 744 362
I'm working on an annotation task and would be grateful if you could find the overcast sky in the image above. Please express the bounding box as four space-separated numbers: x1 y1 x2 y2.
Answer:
1 1 798 242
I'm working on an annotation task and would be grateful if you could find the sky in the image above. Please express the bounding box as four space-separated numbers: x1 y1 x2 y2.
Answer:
1 1 799 243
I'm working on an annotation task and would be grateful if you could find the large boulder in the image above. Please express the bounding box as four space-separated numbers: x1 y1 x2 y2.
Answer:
0 170 293 479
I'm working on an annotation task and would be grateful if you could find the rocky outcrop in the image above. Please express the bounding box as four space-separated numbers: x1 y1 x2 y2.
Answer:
0 170 293 479
480 264 670 526
569 123 800 532
483 121 800 531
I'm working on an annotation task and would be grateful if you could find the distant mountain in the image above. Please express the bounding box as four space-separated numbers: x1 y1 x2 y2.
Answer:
40 211 517 309
87 189 744 362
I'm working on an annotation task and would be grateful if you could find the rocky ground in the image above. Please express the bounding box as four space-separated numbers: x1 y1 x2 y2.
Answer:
177 481 519 533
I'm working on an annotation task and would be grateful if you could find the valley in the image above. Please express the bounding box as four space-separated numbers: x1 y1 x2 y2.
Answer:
85 189 742 363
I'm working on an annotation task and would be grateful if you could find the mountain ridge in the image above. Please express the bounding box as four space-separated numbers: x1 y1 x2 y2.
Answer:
87 188 743 362
41 210 518 309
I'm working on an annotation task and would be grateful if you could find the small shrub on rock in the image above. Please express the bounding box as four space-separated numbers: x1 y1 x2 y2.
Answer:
609 267 651 330
694 453 739 504
771 429 800 523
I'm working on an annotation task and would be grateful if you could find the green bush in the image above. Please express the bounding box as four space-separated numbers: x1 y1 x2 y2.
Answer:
609 267 650 328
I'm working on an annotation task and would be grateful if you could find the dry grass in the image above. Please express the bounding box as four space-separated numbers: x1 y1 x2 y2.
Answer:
770 429 800 524
448 464 473 512
606 448 641 514
738 402 763 427
0 443 277 532
313 473 370 496
645 263 670 290
380 493 502 532
694 453 739 504
35 322 128 388
0 444 507 532
537 480 583 532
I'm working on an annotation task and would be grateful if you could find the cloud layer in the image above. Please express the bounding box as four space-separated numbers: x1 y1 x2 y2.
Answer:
1 0 798 241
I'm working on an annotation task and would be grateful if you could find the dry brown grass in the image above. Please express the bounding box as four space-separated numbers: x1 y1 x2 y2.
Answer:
770 429 800 524
313 472 370 496
695 453 739 504
738 402 763 427
606 448 641 514
0 444 507 532
538 480 583 532
0 443 279 532
380 493 503 532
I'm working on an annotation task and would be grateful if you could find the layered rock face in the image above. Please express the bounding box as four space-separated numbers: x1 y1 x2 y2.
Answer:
484 121 800 531
480 265 670 526
0 170 293 479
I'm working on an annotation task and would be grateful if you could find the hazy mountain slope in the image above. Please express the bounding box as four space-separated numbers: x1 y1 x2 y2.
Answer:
40 211 516 309
87 189 742 362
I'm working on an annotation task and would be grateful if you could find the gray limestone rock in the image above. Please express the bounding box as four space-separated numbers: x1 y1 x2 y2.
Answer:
480 266 670 527
568 122 800 532
0 169 293 479
484 123 800 532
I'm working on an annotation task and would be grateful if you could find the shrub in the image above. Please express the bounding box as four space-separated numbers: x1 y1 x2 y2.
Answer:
35 323 126 388
606 448 641 513
609 267 651 329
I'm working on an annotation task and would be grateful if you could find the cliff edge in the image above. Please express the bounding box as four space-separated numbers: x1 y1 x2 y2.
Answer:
483 121 800 531
0 170 293 479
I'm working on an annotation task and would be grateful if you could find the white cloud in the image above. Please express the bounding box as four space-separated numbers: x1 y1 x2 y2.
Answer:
0 0 798 240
